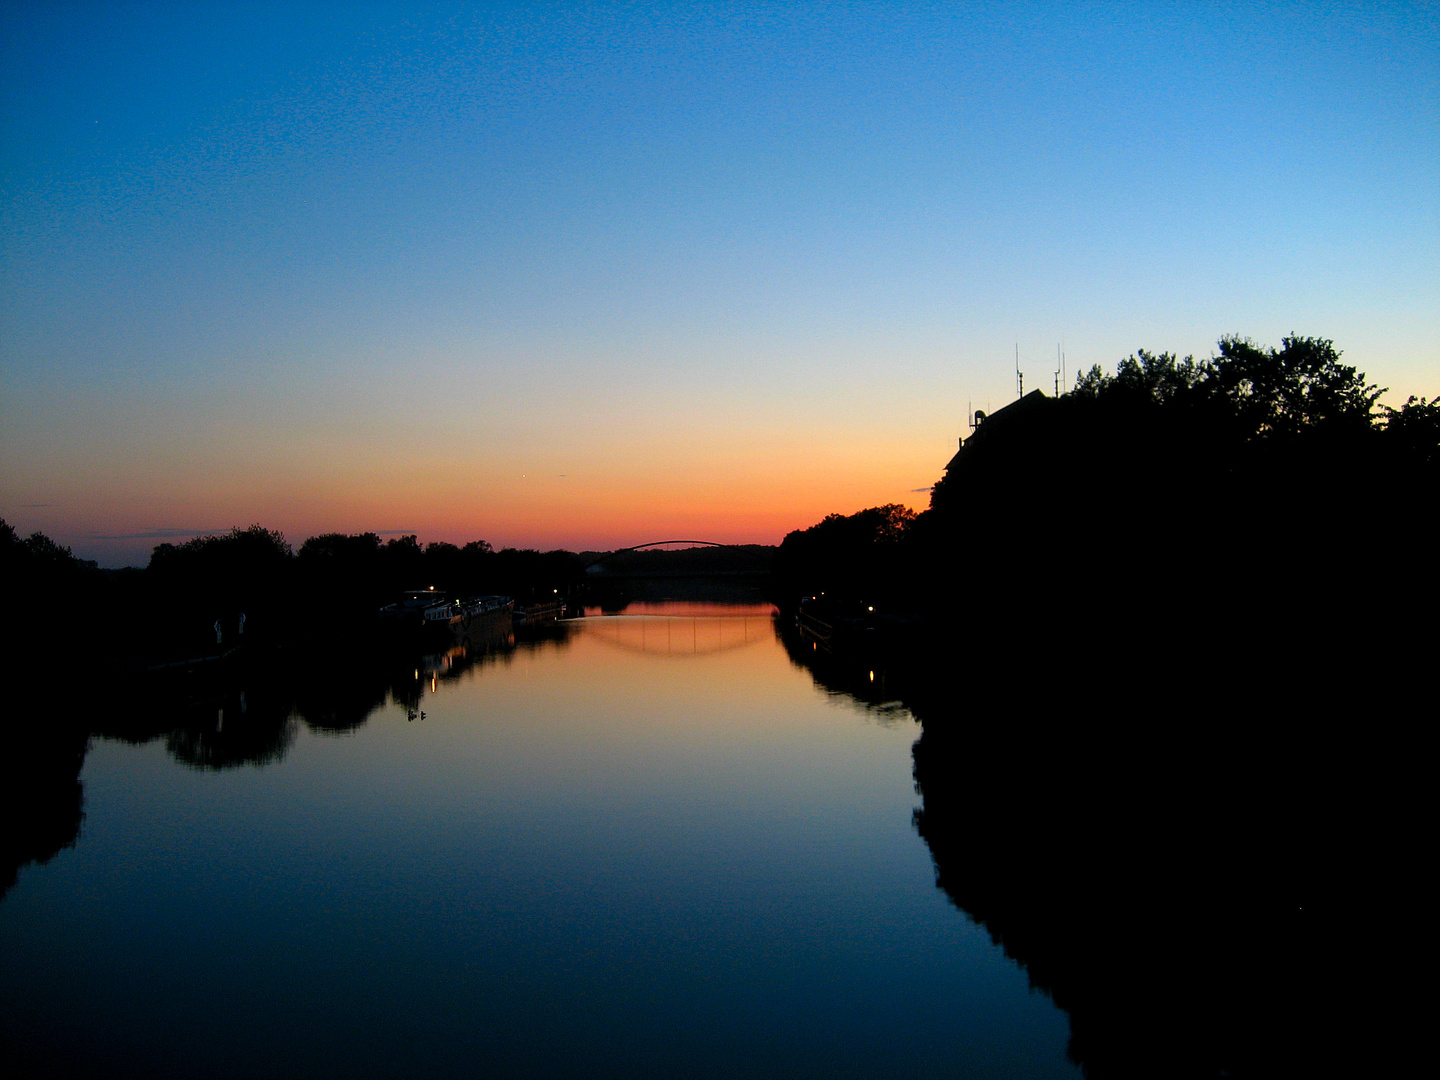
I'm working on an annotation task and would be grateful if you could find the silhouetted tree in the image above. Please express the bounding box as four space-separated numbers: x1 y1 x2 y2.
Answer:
298 531 383 566
3 518 105 660
1070 348 1208 407
380 534 425 589
1068 335 1382 441
903 333 1435 674
774 504 917 601
1211 333 1383 440
143 525 294 654
422 541 464 590
1381 394 1440 467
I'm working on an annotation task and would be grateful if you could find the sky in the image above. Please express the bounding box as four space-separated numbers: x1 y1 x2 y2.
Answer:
3 1 1437 567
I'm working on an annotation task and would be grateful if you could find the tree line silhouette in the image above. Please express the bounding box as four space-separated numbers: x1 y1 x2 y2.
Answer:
0 529 582 903
1 522 587 671
776 333 1436 669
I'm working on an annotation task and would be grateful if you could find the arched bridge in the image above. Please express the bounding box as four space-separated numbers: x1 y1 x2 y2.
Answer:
583 540 773 577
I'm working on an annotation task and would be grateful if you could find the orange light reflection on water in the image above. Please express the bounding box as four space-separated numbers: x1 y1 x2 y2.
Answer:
580 602 777 618
575 605 778 661
424 602 822 755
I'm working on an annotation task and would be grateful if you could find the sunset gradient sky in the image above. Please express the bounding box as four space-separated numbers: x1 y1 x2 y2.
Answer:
3 1 1437 566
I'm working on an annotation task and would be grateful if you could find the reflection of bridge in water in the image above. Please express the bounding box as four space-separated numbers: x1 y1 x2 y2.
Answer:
580 605 776 657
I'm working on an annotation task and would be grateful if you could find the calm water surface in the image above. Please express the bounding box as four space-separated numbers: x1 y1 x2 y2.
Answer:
2 602 1078 1078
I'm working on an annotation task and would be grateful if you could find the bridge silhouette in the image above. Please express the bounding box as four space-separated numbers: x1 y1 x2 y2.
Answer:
582 540 772 576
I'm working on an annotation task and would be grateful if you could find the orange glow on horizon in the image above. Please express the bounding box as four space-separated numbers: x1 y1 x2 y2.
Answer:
9 401 946 564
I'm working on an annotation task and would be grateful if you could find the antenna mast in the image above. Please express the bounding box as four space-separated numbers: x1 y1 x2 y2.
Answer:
1015 344 1023 399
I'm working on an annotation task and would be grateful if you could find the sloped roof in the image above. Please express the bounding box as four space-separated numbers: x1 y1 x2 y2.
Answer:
945 389 1050 471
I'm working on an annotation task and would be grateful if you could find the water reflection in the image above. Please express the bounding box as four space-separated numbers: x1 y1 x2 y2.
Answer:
1 599 1082 1079
1 605 767 892
774 617 911 725
778 615 1420 1078
165 694 298 770
0 721 86 900
578 602 775 658
1 614 581 895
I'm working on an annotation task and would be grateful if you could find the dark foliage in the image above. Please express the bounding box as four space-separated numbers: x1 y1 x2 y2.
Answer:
2 518 101 634
773 503 916 602
913 336 1434 665
765 333 1432 1073
1 519 98 900
768 332 1433 1076
1381 394 1440 467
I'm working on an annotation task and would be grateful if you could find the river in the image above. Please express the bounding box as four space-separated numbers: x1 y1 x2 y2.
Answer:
0 600 1079 1078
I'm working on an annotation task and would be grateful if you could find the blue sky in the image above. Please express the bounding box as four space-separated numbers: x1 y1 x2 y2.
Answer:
3 1 1437 565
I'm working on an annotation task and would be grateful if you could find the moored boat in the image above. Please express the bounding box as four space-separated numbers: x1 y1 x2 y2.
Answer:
459 595 514 621
379 587 448 624
379 589 514 637
795 596 881 650
511 595 565 625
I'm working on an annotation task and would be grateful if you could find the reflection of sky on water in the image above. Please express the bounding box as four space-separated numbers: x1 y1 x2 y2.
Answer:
577 604 776 659
0 603 1078 1078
